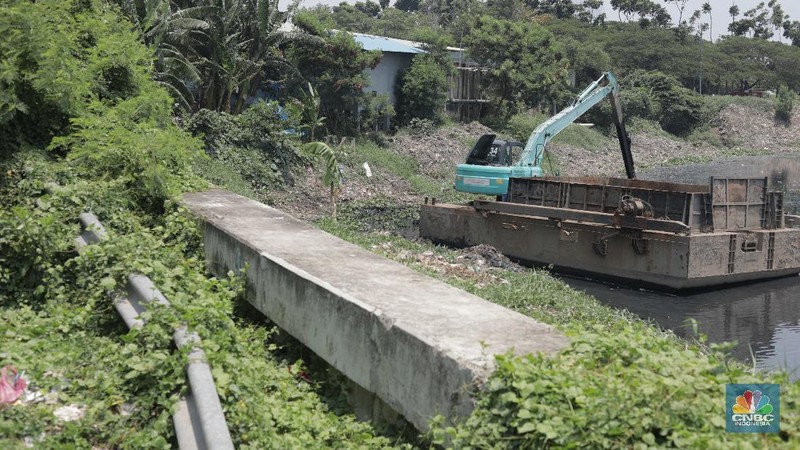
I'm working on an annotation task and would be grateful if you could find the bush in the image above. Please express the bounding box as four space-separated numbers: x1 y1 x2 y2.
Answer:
185 102 303 191
583 70 709 136
396 54 449 125
775 85 796 124
361 93 396 132
0 0 154 157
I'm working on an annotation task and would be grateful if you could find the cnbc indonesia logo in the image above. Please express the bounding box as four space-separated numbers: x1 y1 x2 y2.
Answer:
732 390 773 424
726 384 780 433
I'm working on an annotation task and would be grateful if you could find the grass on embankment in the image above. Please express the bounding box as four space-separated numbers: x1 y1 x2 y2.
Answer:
316 197 799 449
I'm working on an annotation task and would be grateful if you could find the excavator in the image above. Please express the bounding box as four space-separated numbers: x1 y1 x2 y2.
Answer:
455 72 636 198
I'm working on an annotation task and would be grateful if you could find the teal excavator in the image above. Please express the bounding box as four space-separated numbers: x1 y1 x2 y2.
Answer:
455 72 636 197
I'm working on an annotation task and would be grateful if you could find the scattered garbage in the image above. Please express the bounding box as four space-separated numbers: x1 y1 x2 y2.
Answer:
0 366 27 404
54 404 86 422
458 244 524 272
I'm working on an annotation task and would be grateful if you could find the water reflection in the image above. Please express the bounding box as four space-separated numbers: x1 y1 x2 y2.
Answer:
563 275 800 380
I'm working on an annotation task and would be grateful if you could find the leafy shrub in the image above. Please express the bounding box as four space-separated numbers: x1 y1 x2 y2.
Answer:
775 85 796 124
396 54 449 125
621 70 709 135
582 70 708 136
361 93 396 132
185 102 303 192
433 328 799 449
0 0 154 156
50 90 206 215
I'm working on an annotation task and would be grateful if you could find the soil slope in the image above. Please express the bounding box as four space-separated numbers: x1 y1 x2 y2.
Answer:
268 102 800 220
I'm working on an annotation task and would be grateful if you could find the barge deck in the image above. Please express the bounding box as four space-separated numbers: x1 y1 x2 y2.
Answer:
420 176 800 290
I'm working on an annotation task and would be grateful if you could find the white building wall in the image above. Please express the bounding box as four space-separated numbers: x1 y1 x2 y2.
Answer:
366 52 415 104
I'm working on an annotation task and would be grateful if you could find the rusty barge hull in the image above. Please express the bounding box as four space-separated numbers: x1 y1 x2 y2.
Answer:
420 177 800 290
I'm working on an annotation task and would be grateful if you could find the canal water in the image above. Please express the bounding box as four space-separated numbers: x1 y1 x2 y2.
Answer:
563 275 800 381
566 155 800 380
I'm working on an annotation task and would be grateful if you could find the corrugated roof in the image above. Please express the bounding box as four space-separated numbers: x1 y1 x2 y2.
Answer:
351 32 425 54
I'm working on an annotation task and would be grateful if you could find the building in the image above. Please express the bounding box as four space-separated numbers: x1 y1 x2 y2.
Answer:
350 32 487 127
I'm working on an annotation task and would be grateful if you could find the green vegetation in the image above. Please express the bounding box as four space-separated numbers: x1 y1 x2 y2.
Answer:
504 113 612 152
3 0 800 448
775 85 796 124
317 206 799 450
396 54 449 125
0 1 407 447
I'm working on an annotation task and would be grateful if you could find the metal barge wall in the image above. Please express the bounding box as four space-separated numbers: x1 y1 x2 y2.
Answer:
421 177 800 290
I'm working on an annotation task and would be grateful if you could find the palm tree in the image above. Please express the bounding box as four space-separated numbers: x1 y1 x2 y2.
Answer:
198 0 320 113
112 0 319 113
111 0 213 110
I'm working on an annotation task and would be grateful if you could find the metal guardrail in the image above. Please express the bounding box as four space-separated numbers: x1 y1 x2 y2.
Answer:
75 213 234 450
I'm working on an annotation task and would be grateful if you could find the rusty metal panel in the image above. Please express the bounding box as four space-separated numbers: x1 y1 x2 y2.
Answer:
710 177 768 231
508 177 713 230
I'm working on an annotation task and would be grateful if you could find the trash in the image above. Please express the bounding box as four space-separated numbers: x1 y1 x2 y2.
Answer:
0 366 27 404
54 404 86 422
363 162 373 178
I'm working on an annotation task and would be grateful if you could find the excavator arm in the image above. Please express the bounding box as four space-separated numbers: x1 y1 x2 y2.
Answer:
455 71 635 196
515 72 636 179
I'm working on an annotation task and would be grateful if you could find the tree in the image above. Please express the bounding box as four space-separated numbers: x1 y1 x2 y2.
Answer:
355 0 382 17
527 0 578 19
464 15 568 119
769 0 788 41
728 1 774 39
396 54 449 124
774 85 795 124
702 2 712 42
395 0 421 12
663 0 689 27
717 36 778 91
784 20 800 46
286 26 382 135
576 0 604 23
112 0 319 113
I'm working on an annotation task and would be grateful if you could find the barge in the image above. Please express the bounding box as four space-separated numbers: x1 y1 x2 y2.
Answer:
420 176 800 290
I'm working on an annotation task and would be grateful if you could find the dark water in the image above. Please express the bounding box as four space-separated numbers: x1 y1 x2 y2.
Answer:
562 155 800 380
563 275 800 380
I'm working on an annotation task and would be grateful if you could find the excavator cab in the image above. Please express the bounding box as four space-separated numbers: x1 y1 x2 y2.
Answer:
465 134 524 167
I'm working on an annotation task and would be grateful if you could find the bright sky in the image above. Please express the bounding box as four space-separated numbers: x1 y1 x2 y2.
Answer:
290 0 800 41
601 1 800 40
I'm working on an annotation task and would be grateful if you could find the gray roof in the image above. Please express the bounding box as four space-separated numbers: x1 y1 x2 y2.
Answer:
351 32 425 54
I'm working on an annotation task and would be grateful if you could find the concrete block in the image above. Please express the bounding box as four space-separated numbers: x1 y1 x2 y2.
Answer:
183 190 568 432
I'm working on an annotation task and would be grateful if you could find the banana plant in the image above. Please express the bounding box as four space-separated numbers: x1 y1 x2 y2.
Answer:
302 141 342 220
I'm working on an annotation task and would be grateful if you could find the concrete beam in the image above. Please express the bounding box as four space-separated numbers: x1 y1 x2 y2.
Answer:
183 190 568 431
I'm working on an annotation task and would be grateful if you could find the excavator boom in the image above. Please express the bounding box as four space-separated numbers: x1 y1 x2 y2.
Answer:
455 72 635 196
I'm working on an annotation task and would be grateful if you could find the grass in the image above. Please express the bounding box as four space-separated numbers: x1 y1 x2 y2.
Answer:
316 203 800 449
504 112 615 152
342 140 475 204
704 95 776 115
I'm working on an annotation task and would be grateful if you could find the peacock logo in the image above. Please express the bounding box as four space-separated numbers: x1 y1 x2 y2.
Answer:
732 389 773 415
726 384 780 433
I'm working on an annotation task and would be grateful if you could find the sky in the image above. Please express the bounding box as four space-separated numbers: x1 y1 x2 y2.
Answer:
289 0 800 41
602 1 800 41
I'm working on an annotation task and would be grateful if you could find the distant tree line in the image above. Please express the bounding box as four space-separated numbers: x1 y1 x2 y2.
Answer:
102 0 800 137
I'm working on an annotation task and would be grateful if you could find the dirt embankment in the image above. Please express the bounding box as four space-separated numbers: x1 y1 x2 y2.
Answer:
269 102 800 221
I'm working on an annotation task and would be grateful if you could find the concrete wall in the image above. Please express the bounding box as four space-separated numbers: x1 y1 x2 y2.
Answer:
183 190 568 432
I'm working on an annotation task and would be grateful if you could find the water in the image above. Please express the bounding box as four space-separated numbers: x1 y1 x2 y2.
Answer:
563 275 800 380
559 155 800 379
